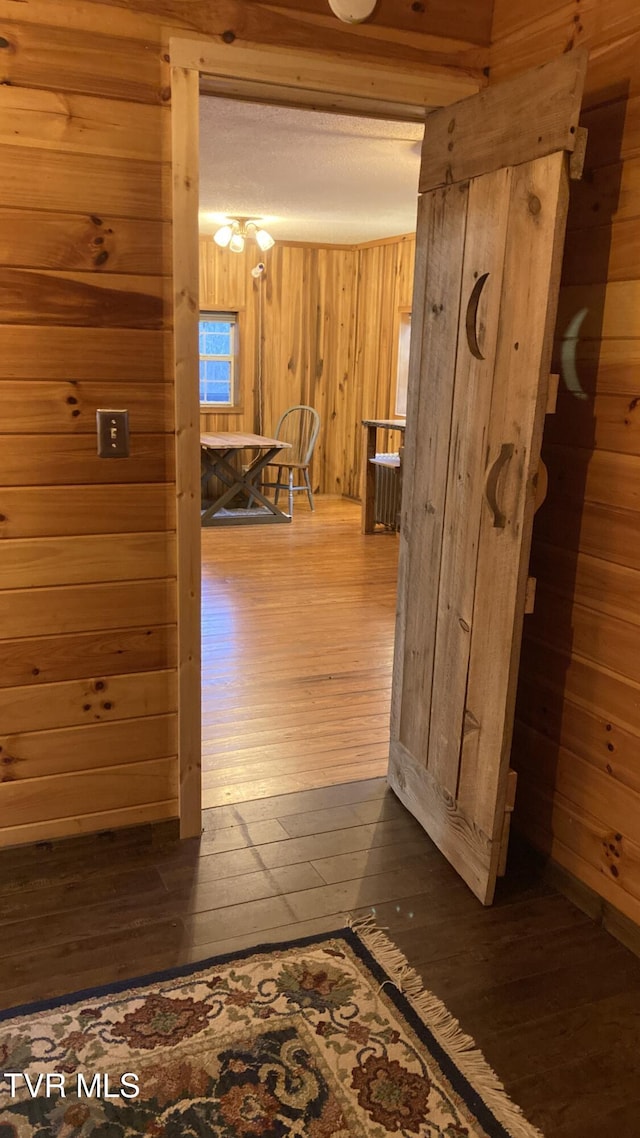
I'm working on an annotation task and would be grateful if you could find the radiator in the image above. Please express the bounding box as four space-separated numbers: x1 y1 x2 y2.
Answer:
374 459 402 531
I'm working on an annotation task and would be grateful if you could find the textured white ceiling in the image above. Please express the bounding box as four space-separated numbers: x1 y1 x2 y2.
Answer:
198 97 423 245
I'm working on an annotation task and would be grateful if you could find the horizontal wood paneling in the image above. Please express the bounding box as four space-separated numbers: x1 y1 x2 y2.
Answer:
0 0 480 844
514 721 640 840
0 485 175 538
516 681 640 797
0 18 167 103
580 94 640 168
534 498 640 571
0 626 176 689
543 392 640 456
1 714 177 780
566 156 640 230
0 533 176 589
526 587 640 685
131 0 492 59
520 637 640 736
0 799 179 850
0 326 171 379
0 86 167 161
0 269 168 328
552 338 640 397
0 209 171 275
492 0 640 928
531 544 640 624
0 0 168 39
515 778 640 928
543 445 640 512
562 219 640 285
0 382 173 433
556 280 640 340
0 669 177 734
0 434 174 486
0 144 170 219
0 580 176 639
1 756 179 827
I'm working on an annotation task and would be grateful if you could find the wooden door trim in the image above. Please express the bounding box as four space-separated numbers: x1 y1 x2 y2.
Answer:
170 36 480 838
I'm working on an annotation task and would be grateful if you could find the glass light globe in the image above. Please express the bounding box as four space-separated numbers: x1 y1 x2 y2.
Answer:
255 229 275 251
214 225 233 247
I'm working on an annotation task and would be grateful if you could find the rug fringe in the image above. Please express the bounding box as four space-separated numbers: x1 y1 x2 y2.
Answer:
348 914 545 1138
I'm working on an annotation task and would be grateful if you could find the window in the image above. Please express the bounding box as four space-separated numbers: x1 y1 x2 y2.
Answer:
395 310 411 417
199 313 237 406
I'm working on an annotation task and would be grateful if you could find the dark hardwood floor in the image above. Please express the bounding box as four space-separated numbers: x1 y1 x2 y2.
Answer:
2 498 639 1135
1 776 640 1137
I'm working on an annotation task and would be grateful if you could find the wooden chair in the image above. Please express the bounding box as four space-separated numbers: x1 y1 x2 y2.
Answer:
262 405 321 515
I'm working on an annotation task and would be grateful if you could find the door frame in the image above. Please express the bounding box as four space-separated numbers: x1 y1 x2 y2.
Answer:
169 35 481 837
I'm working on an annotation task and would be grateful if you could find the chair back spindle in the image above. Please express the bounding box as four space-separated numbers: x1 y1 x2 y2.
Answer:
275 405 320 466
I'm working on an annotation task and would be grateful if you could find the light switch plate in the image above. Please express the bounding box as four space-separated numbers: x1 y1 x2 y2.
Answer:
97 409 130 458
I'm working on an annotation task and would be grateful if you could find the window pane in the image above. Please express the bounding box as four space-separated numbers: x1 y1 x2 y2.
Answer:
200 359 231 404
201 331 231 355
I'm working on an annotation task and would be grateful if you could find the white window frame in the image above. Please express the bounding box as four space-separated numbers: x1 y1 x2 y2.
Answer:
199 311 238 408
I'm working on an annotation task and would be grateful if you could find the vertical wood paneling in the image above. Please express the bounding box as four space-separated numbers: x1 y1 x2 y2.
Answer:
198 234 414 501
491 0 640 926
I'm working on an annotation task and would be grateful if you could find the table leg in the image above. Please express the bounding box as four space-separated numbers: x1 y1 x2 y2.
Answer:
200 446 292 526
362 423 377 534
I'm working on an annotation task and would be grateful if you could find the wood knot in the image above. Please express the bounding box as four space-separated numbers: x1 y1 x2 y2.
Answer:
222 29 236 43
94 250 109 266
528 194 542 215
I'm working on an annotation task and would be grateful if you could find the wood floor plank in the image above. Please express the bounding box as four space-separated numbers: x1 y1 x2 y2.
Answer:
159 817 422 890
186 859 443 947
0 499 638 1132
483 988 640 1084
201 759 390 808
200 776 392 829
509 1043 640 1136
201 499 396 801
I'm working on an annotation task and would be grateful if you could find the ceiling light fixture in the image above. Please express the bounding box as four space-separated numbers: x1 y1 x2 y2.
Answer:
214 217 275 254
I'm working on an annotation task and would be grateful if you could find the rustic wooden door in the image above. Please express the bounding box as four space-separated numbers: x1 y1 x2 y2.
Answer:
389 51 587 904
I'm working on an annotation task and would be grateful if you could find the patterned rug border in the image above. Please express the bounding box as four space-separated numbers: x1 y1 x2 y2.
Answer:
1 917 544 1138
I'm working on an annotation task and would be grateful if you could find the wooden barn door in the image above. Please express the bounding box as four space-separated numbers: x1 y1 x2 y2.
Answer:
389 51 587 904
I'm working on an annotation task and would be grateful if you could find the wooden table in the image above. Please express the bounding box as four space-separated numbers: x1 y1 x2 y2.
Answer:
361 418 406 533
201 432 292 526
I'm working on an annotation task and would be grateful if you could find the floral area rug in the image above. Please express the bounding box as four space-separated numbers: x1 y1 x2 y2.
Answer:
0 919 543 1137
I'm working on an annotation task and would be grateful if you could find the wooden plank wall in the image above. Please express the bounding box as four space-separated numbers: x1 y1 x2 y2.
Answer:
0 0 471 847
199 233 415 500
491 1 640 926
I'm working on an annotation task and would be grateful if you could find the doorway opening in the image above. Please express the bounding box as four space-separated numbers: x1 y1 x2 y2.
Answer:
196 93 422 814
170 36 477 841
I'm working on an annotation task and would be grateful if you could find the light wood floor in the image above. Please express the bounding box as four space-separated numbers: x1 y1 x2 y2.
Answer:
201 496 397 807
